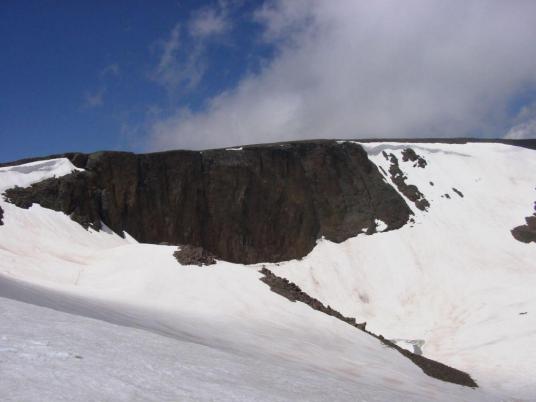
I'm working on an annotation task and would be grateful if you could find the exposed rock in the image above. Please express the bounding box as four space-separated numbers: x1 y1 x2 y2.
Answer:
511 214 536 243
389 338 425 355
4 141 412 264
392 341 477 388
4 171 102 229
260 267 367 330
379 166 388 176
174 245 216 266
0 205 3 225
259 267 477 388
387 153 430 211
452 188 464 198
402 148 427 168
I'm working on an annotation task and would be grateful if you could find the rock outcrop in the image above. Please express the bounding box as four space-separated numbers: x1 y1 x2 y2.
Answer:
383 151 430 211
512 214 536 243
174 245 217 266
260 267 367 330
401 148 427 168
452 188 464 198
4 141 411 263
0 205 4 225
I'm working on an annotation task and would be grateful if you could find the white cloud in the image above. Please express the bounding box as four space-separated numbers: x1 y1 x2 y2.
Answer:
505 120 536 140
505 103 536 139
82 64 119 109
189 7 229 38
152 23 202 90
148 0 536 151
101 63 120 77
84 88 105 108
151 5 230 91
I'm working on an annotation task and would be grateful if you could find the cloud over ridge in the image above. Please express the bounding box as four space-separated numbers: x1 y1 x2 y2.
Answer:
149 0 536 151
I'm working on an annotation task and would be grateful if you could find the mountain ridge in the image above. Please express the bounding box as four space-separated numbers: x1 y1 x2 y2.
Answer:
2 137 535 168
4 141 411 263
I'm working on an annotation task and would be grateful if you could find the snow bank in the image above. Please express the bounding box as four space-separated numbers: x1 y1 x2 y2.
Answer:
1 146 534 400
0 158 81 192
271 143 536 400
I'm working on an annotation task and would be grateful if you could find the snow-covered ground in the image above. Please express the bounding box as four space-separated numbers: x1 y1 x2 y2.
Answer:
0 144 534 401
272 142 536 400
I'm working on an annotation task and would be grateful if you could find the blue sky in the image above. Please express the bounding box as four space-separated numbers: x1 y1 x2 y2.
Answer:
1 0 268 161
2 0 536 162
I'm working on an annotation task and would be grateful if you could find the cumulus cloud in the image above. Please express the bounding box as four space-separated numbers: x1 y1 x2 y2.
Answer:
148 0 536 151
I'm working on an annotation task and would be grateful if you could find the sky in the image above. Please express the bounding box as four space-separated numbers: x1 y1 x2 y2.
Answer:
2 0 536 162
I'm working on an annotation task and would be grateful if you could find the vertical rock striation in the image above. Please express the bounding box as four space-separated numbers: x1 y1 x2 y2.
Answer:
4 141 412 263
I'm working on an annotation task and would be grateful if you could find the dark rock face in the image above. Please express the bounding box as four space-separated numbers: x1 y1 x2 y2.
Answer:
259 267 478 388
0 205 3 225
4 141 411 263
174 245 216 266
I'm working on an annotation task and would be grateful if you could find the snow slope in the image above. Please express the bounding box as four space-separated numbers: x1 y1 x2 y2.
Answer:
271 142 536 400
0 145 534 401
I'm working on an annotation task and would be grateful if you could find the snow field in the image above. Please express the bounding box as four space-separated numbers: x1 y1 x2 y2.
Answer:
1 146 533 400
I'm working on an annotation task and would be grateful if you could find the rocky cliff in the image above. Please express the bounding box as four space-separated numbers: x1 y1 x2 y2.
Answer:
5 141 411 263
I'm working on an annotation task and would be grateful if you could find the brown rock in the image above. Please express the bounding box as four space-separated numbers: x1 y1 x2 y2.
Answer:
387 153 430 211
4 141 412 263
174 245 216 266
511 213 536 244
401 148 427 168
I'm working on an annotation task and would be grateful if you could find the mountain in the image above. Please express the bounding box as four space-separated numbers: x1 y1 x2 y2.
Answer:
0 139 535 401
2 142 411 264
